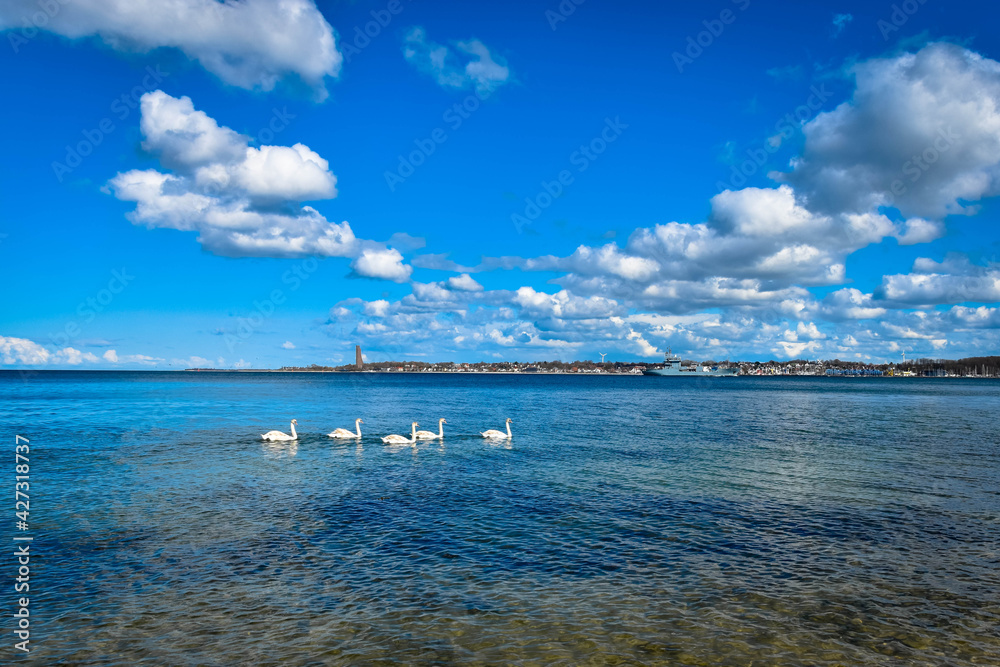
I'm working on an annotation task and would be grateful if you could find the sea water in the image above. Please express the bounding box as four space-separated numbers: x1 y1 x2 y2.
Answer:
2 371 998 665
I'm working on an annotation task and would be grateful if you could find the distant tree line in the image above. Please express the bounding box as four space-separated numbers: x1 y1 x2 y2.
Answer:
891 356 1000 376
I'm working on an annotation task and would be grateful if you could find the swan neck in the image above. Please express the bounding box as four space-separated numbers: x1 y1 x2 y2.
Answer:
356 420 362 437
290 422 297 438
506 422 511 437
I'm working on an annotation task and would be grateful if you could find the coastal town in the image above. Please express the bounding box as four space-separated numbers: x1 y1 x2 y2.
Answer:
263 350 1000 378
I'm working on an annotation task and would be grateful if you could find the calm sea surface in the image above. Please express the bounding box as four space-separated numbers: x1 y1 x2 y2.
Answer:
2 371 998 665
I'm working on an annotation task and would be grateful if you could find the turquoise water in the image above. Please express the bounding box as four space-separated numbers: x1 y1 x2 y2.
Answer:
2 371 999 665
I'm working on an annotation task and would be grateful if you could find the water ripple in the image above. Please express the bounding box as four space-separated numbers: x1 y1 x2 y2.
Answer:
2 372 998 665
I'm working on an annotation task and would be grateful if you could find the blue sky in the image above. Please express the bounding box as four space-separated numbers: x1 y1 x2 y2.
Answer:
2 0 1000 368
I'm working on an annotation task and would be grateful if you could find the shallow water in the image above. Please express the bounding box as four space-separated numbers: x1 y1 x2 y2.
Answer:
2 371 999 665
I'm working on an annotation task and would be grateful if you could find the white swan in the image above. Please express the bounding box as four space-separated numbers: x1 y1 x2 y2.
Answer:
481 418 512 439
415 418 447 440
382 422 418 445
329 418 363 439
262 419 298 441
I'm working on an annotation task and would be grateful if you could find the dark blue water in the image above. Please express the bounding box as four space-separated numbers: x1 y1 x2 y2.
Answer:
2 371 999 665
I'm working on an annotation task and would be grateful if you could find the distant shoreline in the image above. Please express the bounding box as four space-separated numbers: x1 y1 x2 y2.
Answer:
2 369 995 378
171 369 998 378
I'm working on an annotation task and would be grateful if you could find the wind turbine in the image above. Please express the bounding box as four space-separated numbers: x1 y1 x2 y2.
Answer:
599 352 608 363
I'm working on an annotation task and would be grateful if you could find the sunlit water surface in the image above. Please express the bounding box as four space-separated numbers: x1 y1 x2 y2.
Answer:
2 371 998 665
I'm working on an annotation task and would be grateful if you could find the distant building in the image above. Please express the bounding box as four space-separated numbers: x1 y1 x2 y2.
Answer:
355 345 363 369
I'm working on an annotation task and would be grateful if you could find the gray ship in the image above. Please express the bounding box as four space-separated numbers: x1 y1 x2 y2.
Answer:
643 349 738 376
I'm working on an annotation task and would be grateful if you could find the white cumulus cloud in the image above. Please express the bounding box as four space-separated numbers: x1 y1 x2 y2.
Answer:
1 336 119 367
0 0 341 96
818 289 887 320
107 92 411 278
0 336 51 365
447 273 484 291
351 248 413 283
781 42 1000 220
876 267 1000 306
